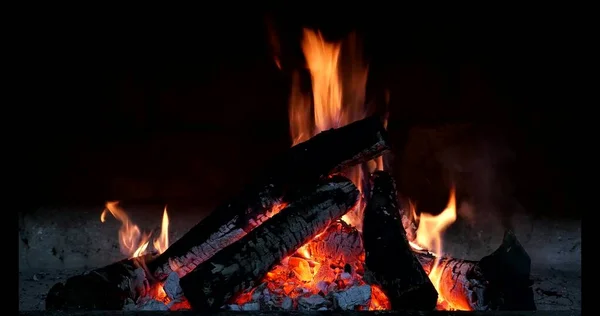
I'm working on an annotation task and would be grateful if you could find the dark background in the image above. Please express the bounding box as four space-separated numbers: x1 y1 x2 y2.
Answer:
23 11 575 219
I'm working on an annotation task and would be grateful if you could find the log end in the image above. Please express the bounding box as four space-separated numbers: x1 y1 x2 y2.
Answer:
478 229 536 311
45 274 128 310
363 170 439 311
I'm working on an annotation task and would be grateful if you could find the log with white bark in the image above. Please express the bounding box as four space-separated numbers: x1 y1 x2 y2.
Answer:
45 115 389 311
179 176 360 311
147 115 389 281
414 230 536 311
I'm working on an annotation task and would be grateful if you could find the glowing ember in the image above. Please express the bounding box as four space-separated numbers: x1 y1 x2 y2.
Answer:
98 28 474 312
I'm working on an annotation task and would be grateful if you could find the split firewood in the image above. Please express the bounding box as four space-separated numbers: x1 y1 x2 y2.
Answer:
147 114 389 280
305 221 364 265
45 254 155 310
362 171 439 310
414 230 536 311
179 175 360 311
45 115 388 311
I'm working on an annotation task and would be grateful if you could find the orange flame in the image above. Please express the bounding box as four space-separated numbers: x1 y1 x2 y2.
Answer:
410 188 465 310
100 202 171 258
288 29 371 231
153 206 170 254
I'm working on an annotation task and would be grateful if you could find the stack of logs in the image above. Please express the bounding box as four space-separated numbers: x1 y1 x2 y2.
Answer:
46 115 535 311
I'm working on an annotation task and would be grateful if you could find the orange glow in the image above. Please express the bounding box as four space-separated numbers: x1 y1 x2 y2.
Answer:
370 285 392 310
288 29 372 231
296 244 311 259
410 188 469 310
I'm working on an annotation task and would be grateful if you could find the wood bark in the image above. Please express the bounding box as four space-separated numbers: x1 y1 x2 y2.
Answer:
179 176 360 311
45 115 388 311
305 221 363 265
146 114 389 281
45 254 155 310
362 171 438 310
414 230 536 311
20 311 579 316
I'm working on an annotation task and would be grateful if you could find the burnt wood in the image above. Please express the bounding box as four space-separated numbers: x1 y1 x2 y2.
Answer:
362 171 438 310
146 115 389 281
179 176 360 311
45 254 155 310
20 311 581 316
414 230 536 311
44 115 388 311
305 221 363 265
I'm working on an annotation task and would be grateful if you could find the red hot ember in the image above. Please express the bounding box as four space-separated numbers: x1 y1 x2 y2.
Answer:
46 27 536 313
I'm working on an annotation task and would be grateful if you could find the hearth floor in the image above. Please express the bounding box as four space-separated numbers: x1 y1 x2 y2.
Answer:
19 206 581 311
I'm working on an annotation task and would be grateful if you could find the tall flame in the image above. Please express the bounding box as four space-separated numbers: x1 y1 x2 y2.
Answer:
411 188 462 310
101 202 170 258
288 29 370 230
153 206 170 254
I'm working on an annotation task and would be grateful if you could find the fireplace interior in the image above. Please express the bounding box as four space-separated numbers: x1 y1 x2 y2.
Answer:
19 11 579 314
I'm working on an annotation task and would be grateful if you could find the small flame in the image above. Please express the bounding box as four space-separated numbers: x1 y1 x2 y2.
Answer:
153 206 170 254
101 202 171 258
412 187 462 310
101 201 150 257
297 244 311 259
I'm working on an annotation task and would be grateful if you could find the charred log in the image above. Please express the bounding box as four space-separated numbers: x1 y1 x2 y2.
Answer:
362 171 438 310
147 115 389 281
44 115 387 311
179 176 360 311
305 221 364 266
45 254 155 310
415 230 535 311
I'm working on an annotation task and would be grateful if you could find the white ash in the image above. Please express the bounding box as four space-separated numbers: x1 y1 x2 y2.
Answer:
331 285 371 310
241 302 261 311
124 297 170 311
137 299 170 311
163 271 183 301
281 297 293 310
307 222 364 264
128 267 150 299
222 255 379 311
298 294 329 310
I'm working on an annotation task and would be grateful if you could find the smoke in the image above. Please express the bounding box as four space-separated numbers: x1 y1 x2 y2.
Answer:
436 127 518 230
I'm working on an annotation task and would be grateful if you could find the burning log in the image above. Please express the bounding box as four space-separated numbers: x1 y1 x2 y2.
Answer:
46 254 155 310
179 175 360 311
305 221 363 265
147 115 389 280
414 230 536 311
45 115 387 311
362 171 438 310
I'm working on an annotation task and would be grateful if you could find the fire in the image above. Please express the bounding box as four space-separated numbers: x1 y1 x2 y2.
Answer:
153 207 170 254
288 29 370 231
409 188 469 311
100 202 170 258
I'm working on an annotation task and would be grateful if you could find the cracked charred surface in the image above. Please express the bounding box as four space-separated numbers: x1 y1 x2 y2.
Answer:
18 206 580 311
362 171 438 310
179 176 360 311
306 221 363 265
45 254 155 310
415 230 536 311
147 115 388 282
